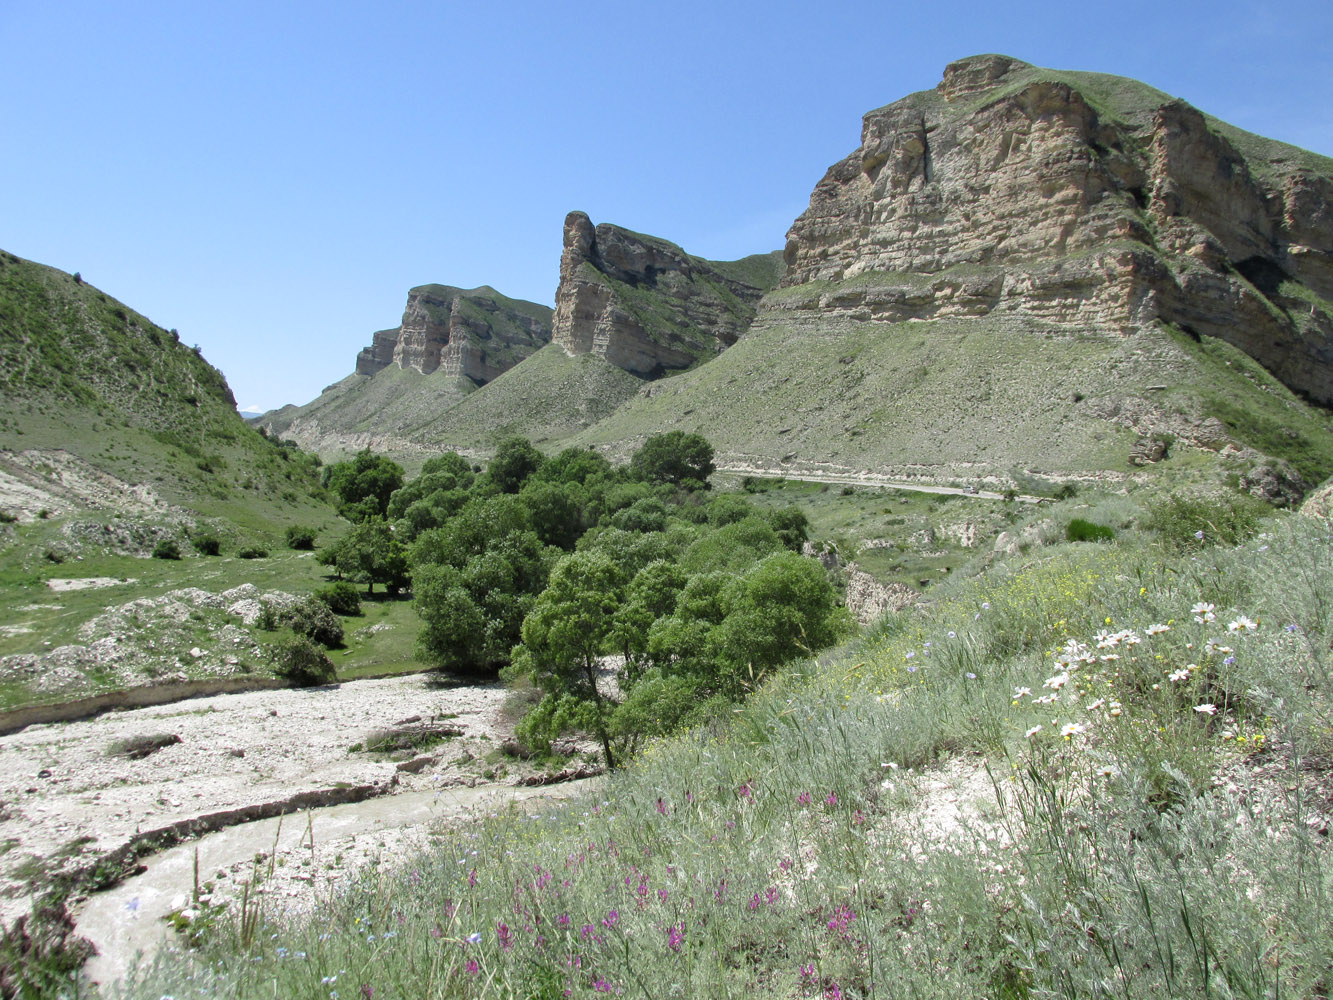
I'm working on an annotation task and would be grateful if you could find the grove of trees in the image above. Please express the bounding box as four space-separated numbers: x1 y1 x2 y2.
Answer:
318 433 850 767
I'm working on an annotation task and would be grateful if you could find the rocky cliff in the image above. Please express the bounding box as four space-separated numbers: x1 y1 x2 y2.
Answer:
572 57 1333 490
354 285 552 384
778 54 1333 404
551 212 784 377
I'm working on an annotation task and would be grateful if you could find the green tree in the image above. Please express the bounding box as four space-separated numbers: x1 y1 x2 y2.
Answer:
486 436 545 493
532 446 612 486
510 551 625 769
630 431 715 490
610 559 687 678
323 450 405 521
333 518 410 595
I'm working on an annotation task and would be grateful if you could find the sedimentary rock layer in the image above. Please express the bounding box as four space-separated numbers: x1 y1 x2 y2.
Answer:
778 54 1333 404
551 212 784 377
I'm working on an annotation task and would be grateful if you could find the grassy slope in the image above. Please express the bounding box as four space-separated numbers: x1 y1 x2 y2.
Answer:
574 310 1333 483
412 343 646 452
126 496 1333 1000
0 251 331 530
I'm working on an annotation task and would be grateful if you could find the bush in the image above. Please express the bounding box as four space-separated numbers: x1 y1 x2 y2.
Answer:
1145 491 1264 549
192 533 221 556
285 525 317 550
152 539 182 560
238 546 268 559
1065 518 1115 543
281 596 344 648
273 636 336 687
314 581 362 617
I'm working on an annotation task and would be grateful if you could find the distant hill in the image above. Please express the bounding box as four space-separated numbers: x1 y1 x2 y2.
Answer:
266 225 785 458
0 250 328 528
258 284 553 458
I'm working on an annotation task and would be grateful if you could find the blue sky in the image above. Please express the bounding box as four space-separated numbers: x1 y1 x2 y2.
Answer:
3 0 1330 413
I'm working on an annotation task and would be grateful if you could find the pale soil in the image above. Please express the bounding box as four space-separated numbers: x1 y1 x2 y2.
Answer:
0 673 587 933
47 577 136 592
0 449 178 523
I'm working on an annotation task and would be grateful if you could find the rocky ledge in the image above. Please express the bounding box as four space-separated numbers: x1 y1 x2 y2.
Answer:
355 284 553 384
777 54 1333 405
551 211 785 377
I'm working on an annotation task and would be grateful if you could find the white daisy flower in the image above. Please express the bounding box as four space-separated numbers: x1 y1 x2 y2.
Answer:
1194 703 1218 716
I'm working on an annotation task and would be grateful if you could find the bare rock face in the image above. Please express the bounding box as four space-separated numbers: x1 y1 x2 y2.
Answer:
551 212 784 377
353 285 553 384
778 55 1333 405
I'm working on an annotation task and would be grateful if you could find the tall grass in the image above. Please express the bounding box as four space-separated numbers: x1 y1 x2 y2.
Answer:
119 515 1333 999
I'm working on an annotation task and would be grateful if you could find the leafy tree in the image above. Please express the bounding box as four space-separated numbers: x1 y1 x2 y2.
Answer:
323 450 404 521
611 560 687 677
517 480 585 550
763 507 810 551
707 550 848 686
410 494 533 569
419 451 475 481
510 551 625 768
532 446 612 486
609 497 669 533
486 436 545 493
630 431 715 490
387 469 474 519
678 515 782 574
706 493 757 526
414 528 554 675
609 670 702 754
331 518 410 595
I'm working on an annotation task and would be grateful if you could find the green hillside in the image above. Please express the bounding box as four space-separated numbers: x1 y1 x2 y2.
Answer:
0 250 330 532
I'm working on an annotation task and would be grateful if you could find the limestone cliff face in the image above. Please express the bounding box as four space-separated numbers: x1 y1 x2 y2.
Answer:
354 285 552 384
551 212 784 377
777 54 1333 404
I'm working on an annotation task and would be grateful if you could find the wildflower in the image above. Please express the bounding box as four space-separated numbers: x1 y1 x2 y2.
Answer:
1098 765 1114 777
1085 698 1105 711
825 793 838 807
465 960 479 975
1192 602 1216 624
1061 722 1086 737
1285 623 1299 633
1228 615 1258 633
667 923 684 951
904 650 914 660
827 904 856 937
1168 668 1190 682
1146 623 1169 636
800 964 816 980
466 932 482 945
1043 672 1069 691
796 791 811 805
947 630 957 638
1025 725 1043 738
1224 655 1236 665
1013 687 1032 699
966 671 977 679
655 798 667 815
360 986 374 1000
1194 703 1218 716
497 923 513 950
1194 530 1205 540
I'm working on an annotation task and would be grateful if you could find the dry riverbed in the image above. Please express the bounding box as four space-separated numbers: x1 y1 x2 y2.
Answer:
0 673 599 984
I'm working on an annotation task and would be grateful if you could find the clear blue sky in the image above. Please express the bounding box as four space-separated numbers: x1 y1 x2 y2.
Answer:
4 0 1330 413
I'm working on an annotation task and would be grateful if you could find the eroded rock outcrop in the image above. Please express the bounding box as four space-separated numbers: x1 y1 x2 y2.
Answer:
355 285 553 384
551 212 784 377
777 54 1333 405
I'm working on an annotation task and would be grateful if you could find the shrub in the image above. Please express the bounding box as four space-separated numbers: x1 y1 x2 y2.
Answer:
1145 491 1264 549
314 581 362 617
192 533 221 556
238 546 268 559
0 510 16 524
273 636 336 687
285 525 317 550
281 596 344 648
1065 518 1115 543
152 539 182 560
